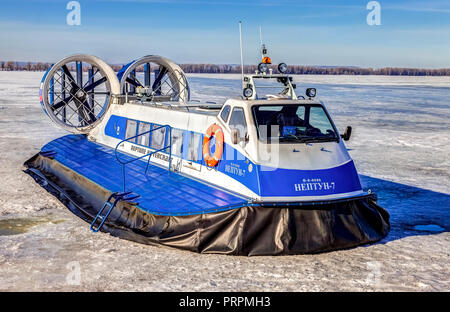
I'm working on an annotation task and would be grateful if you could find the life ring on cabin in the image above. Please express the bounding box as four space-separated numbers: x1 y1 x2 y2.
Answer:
203 124 224 167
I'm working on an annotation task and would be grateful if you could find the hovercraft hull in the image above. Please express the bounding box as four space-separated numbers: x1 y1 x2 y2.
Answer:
24 135 390 255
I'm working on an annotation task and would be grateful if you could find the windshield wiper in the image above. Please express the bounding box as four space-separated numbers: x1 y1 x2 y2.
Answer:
280 134 309 143
280 137 311 143
302 136 339 143
279 135 339 143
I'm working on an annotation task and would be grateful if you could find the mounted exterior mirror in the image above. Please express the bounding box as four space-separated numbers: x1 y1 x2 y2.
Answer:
231 128 240 144
341 126 352 141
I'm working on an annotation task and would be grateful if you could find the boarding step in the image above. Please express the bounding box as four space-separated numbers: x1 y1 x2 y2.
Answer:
90 191 140 232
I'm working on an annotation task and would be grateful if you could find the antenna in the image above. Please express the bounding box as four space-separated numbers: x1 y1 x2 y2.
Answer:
259 26 269 65
239 21 244 88
259 26 263 60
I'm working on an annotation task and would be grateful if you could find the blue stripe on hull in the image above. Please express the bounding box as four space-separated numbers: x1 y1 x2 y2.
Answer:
217 156 362 197
104 114 363 198
256 161 361 197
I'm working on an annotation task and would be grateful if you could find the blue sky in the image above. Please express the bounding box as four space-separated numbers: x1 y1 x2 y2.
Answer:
0 0 449 68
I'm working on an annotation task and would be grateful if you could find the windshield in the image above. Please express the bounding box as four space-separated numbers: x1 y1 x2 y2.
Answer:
252 104 339 143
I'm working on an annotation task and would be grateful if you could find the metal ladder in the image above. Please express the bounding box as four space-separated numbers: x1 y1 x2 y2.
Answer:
90 192 140 232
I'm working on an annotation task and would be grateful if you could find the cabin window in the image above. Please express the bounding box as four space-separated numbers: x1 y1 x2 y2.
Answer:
151 124 167 150
125 119 137 142
220 105 231 122
309 106 335 134
171 129 184 156
187 132 202 162
137 122 151 146
252 104 338 143
229 107 247 140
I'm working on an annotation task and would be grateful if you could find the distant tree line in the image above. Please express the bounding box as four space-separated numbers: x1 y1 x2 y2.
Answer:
0 61 52 71
1 61 450 76
180 64 450 76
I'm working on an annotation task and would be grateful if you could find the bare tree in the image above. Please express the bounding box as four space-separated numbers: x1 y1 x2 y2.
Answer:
5 61 14 71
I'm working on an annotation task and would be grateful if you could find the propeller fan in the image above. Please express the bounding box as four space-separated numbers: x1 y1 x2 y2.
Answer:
117 55 190 103
40 54 120 134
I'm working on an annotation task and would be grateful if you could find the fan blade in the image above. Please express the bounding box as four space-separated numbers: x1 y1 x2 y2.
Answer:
52 95 74 110
61 65 78 88
84 77 107 92
73 98 97 125
125 77 143 88
81 99 97 123
152 66 168 94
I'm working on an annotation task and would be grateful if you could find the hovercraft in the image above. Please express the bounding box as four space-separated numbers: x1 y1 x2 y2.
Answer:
24 47 389 255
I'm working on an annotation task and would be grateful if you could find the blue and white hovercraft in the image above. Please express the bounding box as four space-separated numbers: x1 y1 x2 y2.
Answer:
25 49 389 255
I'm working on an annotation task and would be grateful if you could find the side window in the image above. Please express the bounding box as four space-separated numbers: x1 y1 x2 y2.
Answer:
151 124 167 150
220 105 231 122
309 106 335 135
138 122 151 146
125 119 137 142
171 129 184 157
188 132 201 162
229 107 247 140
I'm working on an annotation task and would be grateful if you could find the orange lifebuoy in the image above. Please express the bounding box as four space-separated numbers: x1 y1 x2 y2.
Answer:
203 124 224 167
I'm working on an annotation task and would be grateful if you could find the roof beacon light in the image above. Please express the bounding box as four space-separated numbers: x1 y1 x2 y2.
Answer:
262 56 272 64
278 62 288 74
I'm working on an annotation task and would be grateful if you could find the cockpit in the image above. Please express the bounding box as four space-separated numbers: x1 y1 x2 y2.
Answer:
252 103 339 143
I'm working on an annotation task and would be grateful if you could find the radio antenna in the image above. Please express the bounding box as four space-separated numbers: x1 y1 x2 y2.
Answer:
239 21 244 88
259 26 263 59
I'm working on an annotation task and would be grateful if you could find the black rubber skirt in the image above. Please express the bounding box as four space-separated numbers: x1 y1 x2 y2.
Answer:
24 153 390 256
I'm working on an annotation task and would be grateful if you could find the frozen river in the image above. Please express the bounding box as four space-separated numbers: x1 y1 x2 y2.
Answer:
0 72 448 291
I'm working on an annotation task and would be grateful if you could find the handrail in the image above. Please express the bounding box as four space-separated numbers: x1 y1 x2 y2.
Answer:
114 124 172 192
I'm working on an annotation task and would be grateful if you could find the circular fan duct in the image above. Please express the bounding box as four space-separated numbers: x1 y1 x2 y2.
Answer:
117 55 190 103
40 54 120 134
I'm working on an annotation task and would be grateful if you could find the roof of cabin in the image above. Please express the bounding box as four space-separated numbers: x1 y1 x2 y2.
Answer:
123 97 322 118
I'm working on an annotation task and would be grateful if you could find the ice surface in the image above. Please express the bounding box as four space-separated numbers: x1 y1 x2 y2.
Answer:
0 72 448 291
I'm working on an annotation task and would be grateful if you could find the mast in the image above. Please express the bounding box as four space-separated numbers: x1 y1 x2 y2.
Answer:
259 26 263 60
239 21 244 88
